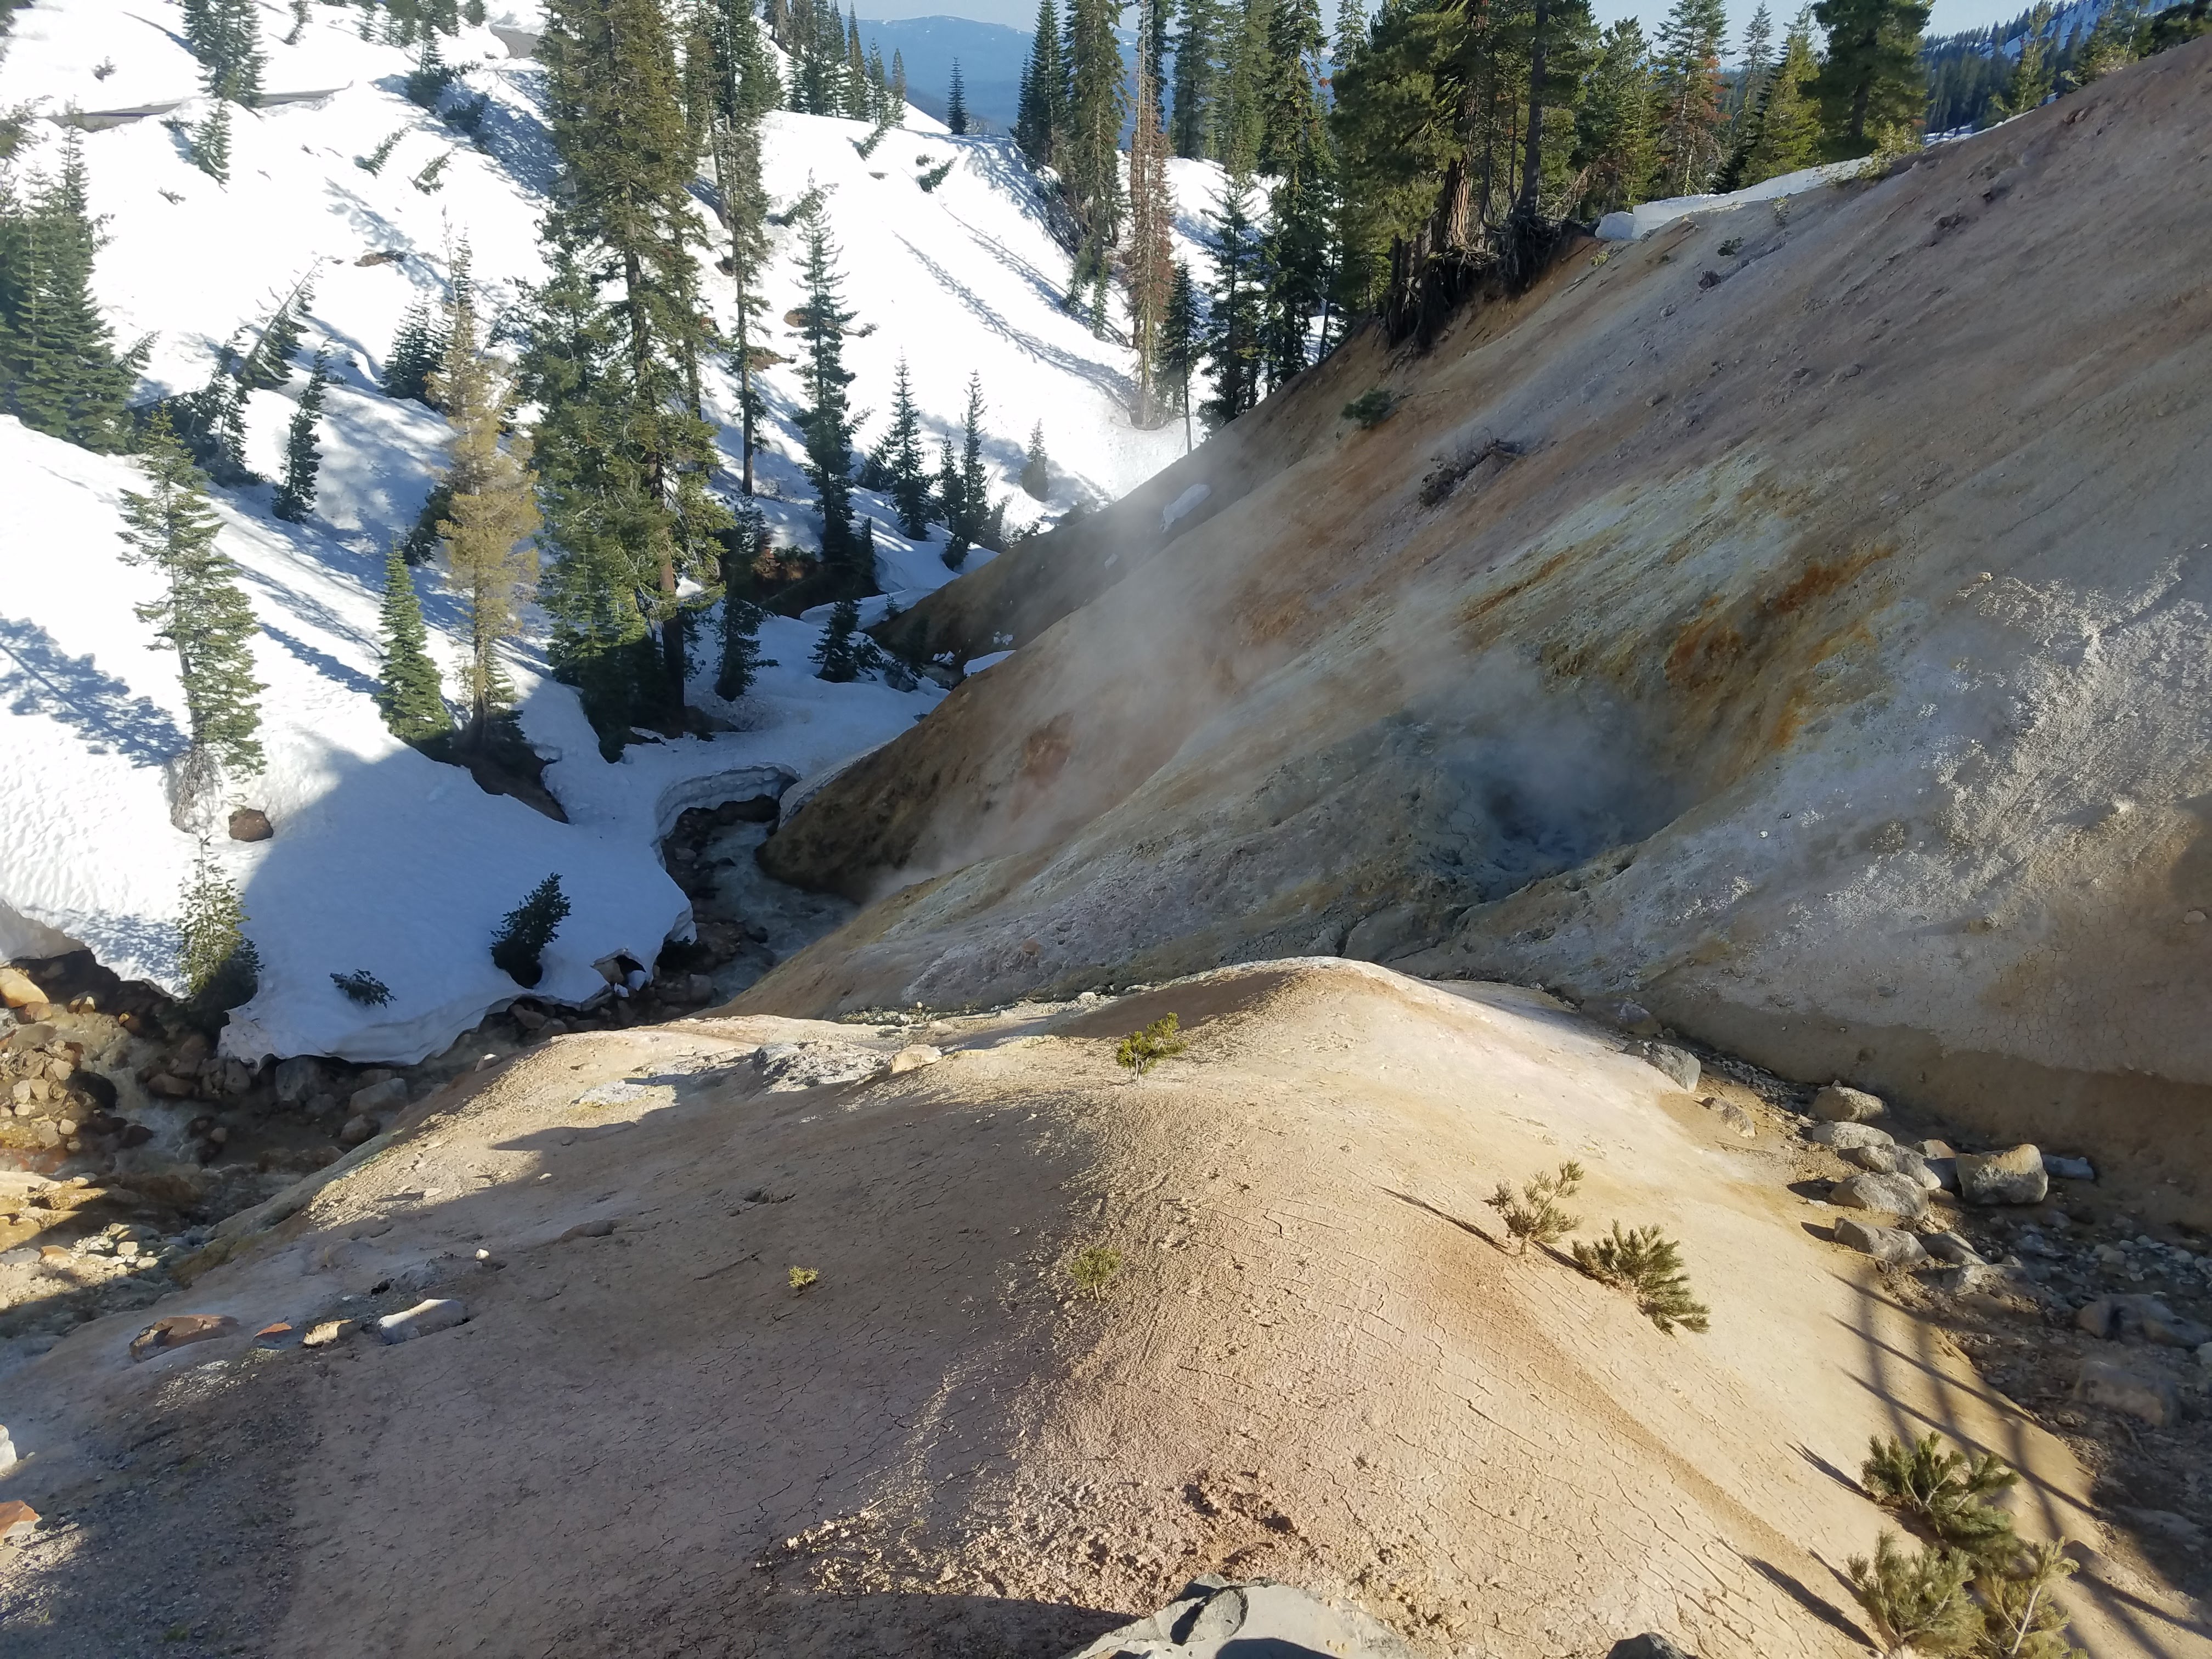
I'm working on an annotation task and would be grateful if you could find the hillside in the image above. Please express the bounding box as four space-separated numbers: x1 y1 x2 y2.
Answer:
747 40 2212 1223
0 0 1199 1064
3 959 2202 1657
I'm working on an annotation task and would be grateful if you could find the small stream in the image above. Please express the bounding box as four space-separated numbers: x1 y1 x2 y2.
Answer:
657 799 856 1002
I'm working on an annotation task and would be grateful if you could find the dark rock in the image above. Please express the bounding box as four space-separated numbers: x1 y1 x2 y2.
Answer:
227 807 274 842
1610 1638 1695 1659
1641 1043 1700 1091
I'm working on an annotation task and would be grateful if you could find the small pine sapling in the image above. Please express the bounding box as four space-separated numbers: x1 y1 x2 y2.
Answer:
179 849 261 1013
1342 389 1396 428
1973 1538 2087 1659
812 596 861 682
788 1266 819 1292
1861 1432 2019 1554
1486 1161 1584 1253
331 969 393 1006
1571 1222 1712 1333
1068 1246 1122 1298
490 873 571 987
411 151 454 194
1114 1013 1187 1077
1020 421 1051 499
917 158 954 192
1845 1532 1980 1659
357 129 407 173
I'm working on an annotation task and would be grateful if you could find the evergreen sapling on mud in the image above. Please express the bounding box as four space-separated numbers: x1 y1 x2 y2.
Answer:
490 874 571 986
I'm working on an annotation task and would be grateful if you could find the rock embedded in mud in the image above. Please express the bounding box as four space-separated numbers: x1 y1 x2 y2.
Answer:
1831 1172 1932 1221
1811 1084 1885 1123
2075 1358 2179 1427
2042 1153 2096 1182
128 1312 239 1361
1640 1043 1700 1091
337 1113 380 1148
755 1041 889 1092
272 1056 321 1104
1609 1638 1694 1659
1804 1120 1892 1150
1956 1144 2048 1206
1598 1000 1662 1038
374 1297 469 1344
889 1044 943 1074
0 968 43 1008
1834 1217 1928 1267
349 1077 408 1115
1924 1231 1985 1266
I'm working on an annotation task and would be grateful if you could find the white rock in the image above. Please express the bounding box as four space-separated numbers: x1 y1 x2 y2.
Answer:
374 1298 469 1344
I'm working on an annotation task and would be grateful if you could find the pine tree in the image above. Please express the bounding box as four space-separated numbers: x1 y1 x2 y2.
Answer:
234 276 315 391
490 873 569 986
178 846 261 1013
844 8 871 119
891 47 907 108
1171 0 1217 159
956 373 989 545
118 412 267 775
1809 0 1931 157
793 206 867 589
428 247 540 747
1259 0 1326 184
1159 260 1201 451
188 95 233 185
1016 0 1064 163
2072 0 2141 82
883 356 933 535
812 595 861 680
375 542 453 743
706 0 780 494
1063 0 1129 239
185 0 266 104
532 0 729 744
1573 19 1656 215
715 504 768 698
1719 9 1820 187
383 296 448 403
1020 421 1052 499
0 132 147 452
1730 2 1776 133
1654 0 1731 194
1989 2 2054 119
173 348 254 484
270 347 329 522
1200 173 1262 428
1259 172 1330 391
938 435 968 567
947 58 970 132
1126 9 1177 424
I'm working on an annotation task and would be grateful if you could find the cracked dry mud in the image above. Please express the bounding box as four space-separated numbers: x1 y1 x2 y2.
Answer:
2 960 2203 1658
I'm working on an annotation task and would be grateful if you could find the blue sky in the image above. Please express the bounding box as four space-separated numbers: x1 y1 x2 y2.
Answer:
861 0 2028 49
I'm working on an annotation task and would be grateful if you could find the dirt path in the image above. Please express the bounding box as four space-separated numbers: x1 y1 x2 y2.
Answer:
1 962 2202 1657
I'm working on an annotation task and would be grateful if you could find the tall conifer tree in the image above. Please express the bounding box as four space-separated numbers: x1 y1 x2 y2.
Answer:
1063 0 1129 239
793 208 867 590
1654 0 1730 194
1809 0 1929 155
375 543 454 743
1171 0 1217 159
947 59 970 132
118 412 266 775
1159 261 1201 451
1201 175 1262 427
1126 8 1176 425
1015 0 1065 162
883 356 932 535
270 347 329 522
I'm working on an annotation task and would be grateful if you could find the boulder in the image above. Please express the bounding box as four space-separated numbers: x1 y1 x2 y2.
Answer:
337 1113 380 1148
2075 1359 2179 1427
889 1044 943 1074
1956 1144 2049 1205
0 1499 38 1544
1924 1231 1985 1266
128 1312 240 1362
2080 1294 2212 1348
1805 1121 1893 1150
1708 1099 1757 1139
1811 1083 1885 1122
1641 1043 1700 1091
1599 1000 1662 1038
272 1056 321 1105
227 807 274 842
1059 1577 1417 1659
1609 1639 1694 1659
375 1298 469 1344
1841 1145 1943 1189
0 967 43 1008
349 1076 408 1115
1834 1217 1928 1267
2043 1153 2096 1182
1831 1172 1932 1220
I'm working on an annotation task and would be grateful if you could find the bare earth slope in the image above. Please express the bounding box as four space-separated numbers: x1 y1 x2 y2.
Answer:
1 962 2202 1657
751 42 2212 1221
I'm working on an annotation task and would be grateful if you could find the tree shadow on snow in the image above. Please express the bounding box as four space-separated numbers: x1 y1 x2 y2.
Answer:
0 614 190 766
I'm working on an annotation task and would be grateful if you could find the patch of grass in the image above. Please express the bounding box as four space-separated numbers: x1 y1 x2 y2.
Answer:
1861 1431 2018 1554
787 1266 818 1293
1067 1245 1122 1298
1115 1013 1187 1077
1846 1532 1980 1658
1717 236 1743 256
1571 1222 1711 1333
1341 388 1396 428
1485 1160 1583 1253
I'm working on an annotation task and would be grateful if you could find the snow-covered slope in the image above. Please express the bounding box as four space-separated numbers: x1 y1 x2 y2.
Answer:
0 0 1200 1062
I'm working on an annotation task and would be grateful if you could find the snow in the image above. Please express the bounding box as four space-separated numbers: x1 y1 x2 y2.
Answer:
0 0 1206 1062
1595 160 1869 242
